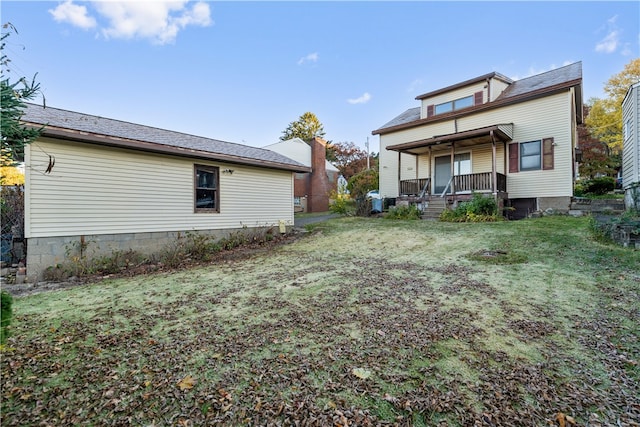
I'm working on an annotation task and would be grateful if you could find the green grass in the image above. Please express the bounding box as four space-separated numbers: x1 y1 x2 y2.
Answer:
1 216 638 426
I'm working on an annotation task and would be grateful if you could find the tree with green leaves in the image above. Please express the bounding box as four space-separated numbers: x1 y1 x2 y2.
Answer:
279 112 326 142
585 58 640 155
1 23 44 167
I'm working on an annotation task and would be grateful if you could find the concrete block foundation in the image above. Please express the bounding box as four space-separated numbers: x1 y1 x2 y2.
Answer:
26 226 282 282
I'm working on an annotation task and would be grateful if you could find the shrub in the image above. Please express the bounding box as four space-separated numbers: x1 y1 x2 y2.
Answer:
1 290 13 345
579 177 616 196
440 193 500 222
384 204 421 220
329 190 354 215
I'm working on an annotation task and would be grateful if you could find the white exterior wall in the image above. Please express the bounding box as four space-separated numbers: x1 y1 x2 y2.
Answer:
25 138 295 238
622 83 640 189
379 90 575 199
264 138 338 173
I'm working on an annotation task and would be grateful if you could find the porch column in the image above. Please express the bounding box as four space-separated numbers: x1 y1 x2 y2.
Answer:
397 151 401 196
450 142 455 195
428 146 432 195
491 130 497 197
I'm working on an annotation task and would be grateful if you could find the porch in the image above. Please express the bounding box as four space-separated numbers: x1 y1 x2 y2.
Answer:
399 172 507 197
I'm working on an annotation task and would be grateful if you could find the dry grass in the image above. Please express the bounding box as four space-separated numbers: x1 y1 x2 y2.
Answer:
1 216 639 426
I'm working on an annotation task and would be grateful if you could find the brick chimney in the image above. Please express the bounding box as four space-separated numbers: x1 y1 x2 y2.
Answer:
308 137 330 212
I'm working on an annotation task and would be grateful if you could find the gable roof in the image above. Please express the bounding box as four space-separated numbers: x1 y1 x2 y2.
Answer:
415 72 513 100
373 62 582 136
21 103 311 173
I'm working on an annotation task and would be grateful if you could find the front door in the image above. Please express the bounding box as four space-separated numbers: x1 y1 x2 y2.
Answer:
434 156 451 195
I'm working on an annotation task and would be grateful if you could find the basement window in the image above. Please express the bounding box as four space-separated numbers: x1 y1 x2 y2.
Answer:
194 165 219 213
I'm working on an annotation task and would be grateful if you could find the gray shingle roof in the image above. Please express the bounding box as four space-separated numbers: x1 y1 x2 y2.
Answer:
496 62 582 99
22 103 309 172
378 107 421 130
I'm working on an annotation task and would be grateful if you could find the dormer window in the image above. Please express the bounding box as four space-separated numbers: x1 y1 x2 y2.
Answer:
435 95 474 115
426 92 483 118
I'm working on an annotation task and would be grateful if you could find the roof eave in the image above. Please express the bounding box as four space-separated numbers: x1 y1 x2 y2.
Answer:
374 79 582 136
28 125 312 173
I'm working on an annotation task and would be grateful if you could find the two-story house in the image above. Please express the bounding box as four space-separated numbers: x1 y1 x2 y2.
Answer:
372 62 583 219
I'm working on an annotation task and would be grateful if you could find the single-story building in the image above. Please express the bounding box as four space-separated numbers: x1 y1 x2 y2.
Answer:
372 62 583 219
20 103 310 281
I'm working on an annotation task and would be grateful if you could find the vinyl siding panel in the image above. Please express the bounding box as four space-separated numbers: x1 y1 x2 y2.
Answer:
26 139 294 238
622 83 640 187
451 92 574 198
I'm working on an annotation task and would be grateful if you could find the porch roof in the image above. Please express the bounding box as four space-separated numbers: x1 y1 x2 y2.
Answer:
386 123 513 155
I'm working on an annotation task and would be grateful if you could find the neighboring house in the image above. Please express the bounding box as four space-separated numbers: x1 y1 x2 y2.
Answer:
622 81 640 211
372 62 583 219
264 137 339 212
20 103 310 281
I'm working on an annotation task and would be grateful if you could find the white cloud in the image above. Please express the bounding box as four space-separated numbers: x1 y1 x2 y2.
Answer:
347 92 371 105
49 1 97 30
595 15 620 54
297 52 318 65
50 1 212 45
595 30 620 53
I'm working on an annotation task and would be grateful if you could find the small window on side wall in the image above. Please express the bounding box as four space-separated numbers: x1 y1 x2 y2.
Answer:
508 138 554 173
194 165 219 213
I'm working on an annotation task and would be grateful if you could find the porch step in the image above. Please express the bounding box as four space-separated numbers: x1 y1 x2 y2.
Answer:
421 198 447 220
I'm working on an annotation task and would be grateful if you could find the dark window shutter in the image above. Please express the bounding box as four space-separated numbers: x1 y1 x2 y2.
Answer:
474 91 483 105
426 104 434 117
508 143 519 173
542 138 554 170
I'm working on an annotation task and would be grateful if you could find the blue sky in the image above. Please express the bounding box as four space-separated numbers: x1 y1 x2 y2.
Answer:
2 1 638 154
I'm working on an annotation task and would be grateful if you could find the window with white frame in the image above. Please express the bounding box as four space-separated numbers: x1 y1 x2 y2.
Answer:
454 153 471 175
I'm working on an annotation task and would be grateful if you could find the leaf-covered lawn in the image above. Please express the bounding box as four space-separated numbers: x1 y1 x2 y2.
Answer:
1 216 639 426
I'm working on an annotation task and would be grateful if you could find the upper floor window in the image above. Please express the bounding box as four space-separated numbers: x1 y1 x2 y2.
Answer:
194 165 219 213
428 93 480 117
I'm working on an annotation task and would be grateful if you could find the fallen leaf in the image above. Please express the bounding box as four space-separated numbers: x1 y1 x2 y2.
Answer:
352 367 372 379
556 412 566 427
177 375 196 391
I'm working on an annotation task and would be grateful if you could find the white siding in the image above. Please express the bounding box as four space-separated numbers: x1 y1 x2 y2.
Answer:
25 139 294 238
622 83 640 188
380 90 575 198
